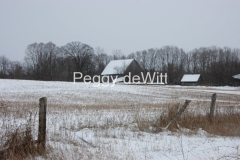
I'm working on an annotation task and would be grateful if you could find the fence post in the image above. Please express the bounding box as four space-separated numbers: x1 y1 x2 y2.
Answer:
165 100 191 129
38 97 47 151
210 93 217 122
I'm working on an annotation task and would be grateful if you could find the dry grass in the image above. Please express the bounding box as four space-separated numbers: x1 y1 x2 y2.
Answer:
134 104 240 136
0 103 45 160
0 86 240 159
178 108 240 136
1 127 42 160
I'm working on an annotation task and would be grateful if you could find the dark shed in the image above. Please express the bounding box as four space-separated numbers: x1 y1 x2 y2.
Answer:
181 74 204 86
232 74 240 86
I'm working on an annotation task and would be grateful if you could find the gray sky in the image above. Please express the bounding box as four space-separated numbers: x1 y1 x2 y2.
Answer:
0 0 240 61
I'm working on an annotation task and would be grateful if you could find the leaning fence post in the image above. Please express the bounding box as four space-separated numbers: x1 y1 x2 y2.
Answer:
38 97 47 151
210 93 217 122
164 100 191 129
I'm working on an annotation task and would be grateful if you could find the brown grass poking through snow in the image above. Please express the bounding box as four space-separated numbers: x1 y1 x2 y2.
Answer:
134 103 181 133
0 93 239 159
178 108 240 136
0 116 45 160
166 107 240 136
158 104 180 131
2 128 37 160
134 103 240 136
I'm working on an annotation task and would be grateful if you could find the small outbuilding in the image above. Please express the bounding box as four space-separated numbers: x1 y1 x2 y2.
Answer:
232 74 240 86
101 59 144 83
181 74 204 86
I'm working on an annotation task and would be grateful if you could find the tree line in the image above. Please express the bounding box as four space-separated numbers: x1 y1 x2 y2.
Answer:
0 41 240 85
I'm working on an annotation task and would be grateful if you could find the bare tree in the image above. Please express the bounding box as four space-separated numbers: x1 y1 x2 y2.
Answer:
157 48 167 72
0 55 10 78
112 50 125 60
24 42 58 80
146 48 157 72
94 47 111 74
139 50 147 72
63 41 95 75
127 52 136 59
8 61 24 79
44 42 57 80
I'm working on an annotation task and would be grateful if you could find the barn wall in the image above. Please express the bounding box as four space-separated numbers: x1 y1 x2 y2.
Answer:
124 60 144 82
198 76 204 85
181 82 198 86
233 79 240 86
100 60 143 83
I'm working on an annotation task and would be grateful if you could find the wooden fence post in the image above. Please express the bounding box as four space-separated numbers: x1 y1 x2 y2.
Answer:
210 93 217 122
164 100 191 129
38 97 47 150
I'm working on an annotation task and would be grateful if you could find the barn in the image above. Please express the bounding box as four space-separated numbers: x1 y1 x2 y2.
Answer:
232 74 240 86
101 59 144 83
181 74 204 86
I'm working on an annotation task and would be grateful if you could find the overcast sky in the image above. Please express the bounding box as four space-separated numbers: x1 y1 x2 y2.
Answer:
0 0 240 61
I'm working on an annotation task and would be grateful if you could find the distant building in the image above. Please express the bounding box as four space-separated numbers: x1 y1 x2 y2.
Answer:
101 59 144 83
181 74 204 86
232 74 240 86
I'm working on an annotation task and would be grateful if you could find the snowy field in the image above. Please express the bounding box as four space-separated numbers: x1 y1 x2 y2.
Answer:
0 79 240 160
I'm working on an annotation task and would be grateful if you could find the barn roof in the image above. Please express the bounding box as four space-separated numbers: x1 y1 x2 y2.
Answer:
101 59 134 75
181 74 201 82
233 74 240 79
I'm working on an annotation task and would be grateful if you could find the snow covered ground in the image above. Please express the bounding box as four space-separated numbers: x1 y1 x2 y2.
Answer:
0 79 240 160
